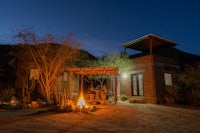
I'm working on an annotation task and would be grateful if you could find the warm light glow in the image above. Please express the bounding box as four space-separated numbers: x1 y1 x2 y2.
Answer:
122 72 128 78
11 100 14 104
77 93 88 109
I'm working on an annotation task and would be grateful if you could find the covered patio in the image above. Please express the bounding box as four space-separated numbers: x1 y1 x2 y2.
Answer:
66 67 118 104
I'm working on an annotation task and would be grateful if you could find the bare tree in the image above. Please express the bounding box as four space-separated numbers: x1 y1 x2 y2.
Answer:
13 27 80 106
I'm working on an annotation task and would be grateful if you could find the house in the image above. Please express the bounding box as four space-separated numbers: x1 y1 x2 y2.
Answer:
1 35 200 105
119 34 200 104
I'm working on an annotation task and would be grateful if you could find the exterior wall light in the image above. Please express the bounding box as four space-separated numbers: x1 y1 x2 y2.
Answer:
122 72 128 79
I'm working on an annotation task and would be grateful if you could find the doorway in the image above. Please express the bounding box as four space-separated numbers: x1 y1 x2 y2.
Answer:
131 73 144 96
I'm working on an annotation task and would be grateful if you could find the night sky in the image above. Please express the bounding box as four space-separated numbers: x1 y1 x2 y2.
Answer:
0 0 200 57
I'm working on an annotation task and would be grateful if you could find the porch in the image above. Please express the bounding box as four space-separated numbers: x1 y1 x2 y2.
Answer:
66 67 118 105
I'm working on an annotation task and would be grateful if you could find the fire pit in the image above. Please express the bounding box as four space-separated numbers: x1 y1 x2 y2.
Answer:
77 93 88 109
65 92 96 113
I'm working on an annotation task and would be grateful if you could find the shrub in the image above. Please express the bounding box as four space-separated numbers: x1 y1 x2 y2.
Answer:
178 64 200 106
164 85 184 104
0 87 16 103
120 94 127 101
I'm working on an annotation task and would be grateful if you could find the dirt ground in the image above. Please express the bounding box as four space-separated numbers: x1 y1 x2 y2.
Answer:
0 101 200 133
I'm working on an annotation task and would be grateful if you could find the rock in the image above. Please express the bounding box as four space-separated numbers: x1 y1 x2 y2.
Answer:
27 103 32 108
90 105 96 112
65 105 73 112
100 100 110 105
9 96 20 106
27 101 39 108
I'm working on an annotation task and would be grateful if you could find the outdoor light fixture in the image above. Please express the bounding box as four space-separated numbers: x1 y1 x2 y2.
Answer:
122 72 128 79
11 100 14 104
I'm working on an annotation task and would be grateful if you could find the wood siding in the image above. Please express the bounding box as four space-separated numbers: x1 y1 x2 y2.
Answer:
120 55 157 103
154 55 180 104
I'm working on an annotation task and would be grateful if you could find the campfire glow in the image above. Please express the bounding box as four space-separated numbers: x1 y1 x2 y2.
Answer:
77 93 88 109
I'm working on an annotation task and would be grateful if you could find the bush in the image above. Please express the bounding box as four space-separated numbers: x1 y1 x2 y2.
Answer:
178 64 200 106
164 85 184 104
0 87 16 103
120 94 127 101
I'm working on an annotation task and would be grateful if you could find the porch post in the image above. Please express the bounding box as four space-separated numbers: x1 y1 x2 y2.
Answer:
80 75 84 93
149 36 153 55
149 37 157 103
69 71 73 100
114 72 117 104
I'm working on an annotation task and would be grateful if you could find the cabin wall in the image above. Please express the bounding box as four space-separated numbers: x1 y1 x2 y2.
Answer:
154 55 180 104
120 55 157 103
119 73 131 96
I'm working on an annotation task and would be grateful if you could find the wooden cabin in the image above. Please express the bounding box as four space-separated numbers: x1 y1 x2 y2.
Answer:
120 34 198 104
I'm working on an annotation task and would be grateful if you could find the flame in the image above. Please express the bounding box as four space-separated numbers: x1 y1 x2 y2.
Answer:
77 93 87 109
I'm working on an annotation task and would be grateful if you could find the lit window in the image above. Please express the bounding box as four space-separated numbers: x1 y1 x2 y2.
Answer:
164 73 173 86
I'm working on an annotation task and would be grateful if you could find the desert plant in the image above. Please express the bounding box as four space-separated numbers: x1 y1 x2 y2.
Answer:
0 87 16 103
120 94 128 101
164 85 183 104
178 63 200 106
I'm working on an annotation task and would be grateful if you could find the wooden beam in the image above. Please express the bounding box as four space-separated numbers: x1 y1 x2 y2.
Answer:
67 67 117 76
114 72 117 104
69 72 73 99
67 67 118 104
149 36 153 55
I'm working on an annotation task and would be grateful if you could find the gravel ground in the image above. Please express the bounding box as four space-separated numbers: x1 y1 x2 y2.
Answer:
0 101 199 133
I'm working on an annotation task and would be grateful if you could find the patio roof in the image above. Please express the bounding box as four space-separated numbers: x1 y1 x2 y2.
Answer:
66 67 118 76
67 67 118 104
122 34 177 52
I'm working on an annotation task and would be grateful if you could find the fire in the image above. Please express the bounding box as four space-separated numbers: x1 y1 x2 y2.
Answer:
77 93 88 109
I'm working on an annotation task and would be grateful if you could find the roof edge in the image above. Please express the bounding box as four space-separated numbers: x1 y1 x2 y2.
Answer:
121 34 177 47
